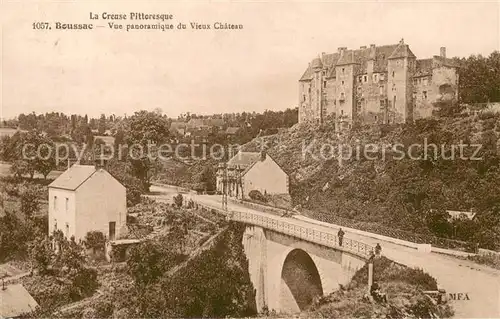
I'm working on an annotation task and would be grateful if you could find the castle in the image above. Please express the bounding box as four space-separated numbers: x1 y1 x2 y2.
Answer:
298 39 458 129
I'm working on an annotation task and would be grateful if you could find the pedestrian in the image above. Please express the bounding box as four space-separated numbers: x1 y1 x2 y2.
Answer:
375 243 382 256
338 228 345 246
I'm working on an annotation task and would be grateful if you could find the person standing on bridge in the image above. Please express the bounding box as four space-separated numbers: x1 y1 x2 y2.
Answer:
338 228 345 246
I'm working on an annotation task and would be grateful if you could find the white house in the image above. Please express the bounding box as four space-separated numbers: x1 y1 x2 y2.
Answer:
48 165 127 242
216 151 289 199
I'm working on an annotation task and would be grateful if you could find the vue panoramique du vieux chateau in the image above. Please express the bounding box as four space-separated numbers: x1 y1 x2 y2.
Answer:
298 39 458 129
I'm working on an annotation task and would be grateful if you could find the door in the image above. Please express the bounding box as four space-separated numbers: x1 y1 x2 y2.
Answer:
109 222 116 241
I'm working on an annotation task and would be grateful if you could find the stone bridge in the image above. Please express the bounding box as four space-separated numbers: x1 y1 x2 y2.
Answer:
231 211 372 313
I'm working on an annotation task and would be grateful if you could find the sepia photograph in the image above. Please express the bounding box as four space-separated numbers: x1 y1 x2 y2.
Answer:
0 0 499 318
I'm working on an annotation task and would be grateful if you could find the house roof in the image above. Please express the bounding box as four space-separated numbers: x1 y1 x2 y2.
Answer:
447 210 476 220
415 58 433 77
48 165 97 190
227 151 261 168
0 284 39 318
388 41 416 59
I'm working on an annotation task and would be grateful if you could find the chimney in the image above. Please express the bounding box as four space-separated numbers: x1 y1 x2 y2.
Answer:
260 150 266 161
338 47 346 56
440 47 446 58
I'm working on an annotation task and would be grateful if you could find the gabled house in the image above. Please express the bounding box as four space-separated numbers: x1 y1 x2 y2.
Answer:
216 151 289 199
48 165 127 242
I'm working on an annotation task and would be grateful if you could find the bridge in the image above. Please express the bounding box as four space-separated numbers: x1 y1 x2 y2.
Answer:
232 210 371 312
149 184 500 318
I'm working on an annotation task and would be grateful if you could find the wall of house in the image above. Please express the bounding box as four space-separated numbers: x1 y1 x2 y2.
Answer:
335 64 355 127
74 169 127 241
355 71 388 124
387 57 414 123
48 188 77 239
243 156 288 198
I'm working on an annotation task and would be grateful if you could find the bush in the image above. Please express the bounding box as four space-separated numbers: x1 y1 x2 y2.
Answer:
173 194 183 208
248 190 267 202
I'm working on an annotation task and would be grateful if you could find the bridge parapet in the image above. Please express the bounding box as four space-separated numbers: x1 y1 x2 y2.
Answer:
231 210 373 260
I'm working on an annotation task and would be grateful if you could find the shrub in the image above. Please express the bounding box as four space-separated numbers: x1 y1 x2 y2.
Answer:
248 190 267 202
173 194 183 207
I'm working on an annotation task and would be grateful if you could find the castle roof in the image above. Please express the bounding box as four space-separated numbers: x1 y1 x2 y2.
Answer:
388 41 416 59
415 58 433 76
311 56 323 69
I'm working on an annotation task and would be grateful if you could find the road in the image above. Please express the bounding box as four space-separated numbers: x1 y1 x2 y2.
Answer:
150 184 500 318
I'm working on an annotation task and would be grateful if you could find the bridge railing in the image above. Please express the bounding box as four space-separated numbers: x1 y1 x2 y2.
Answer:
231 210 373 260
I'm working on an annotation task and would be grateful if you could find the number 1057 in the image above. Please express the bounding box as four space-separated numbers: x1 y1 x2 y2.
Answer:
33 22 50 29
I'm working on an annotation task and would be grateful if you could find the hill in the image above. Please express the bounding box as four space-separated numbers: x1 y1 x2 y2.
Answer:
241 114 500 250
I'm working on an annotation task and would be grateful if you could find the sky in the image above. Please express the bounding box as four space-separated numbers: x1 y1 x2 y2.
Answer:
0 0 499 120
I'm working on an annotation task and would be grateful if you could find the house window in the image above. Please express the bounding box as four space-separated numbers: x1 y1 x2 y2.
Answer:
53 196 57 210
380 74 385 81
423 77 429 86
373 74 378 82
342 68 345 73
363 75 368 82
358 76 362 82
357 87 362 93
423 91 428 100
413 79 418 85
379 86 384 95
380 99 386 108
341 110 344 115
323 81 327 88
54 220 57 230
340 92 345 100
65 223 69 238
65 198 69 212
341 80 345 85
308 87 311 93
303 95 306 102
322 70 326 76
392 71 395 78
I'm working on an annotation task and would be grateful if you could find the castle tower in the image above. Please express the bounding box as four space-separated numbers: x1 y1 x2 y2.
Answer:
387 38 416 123
335 48 358 129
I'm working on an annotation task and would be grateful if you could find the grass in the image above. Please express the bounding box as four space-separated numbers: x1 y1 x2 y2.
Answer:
466 253 500 270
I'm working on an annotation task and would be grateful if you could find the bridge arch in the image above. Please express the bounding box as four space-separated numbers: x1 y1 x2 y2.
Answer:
279 248 323 312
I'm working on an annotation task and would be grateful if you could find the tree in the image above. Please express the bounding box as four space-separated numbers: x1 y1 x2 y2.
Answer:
30 237 53 275
84 231 106 255
20 184 40 220
98 114 107 135
127 242 166 288
173 194 183 208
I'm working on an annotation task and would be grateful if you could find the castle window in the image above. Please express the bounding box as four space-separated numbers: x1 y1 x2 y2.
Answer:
423 91 428 100
323 81 327 88
392 71 395 78
342 68 345 73
423 78 429 86
341 80 345 85
380 74 385 81
413 79 418 85
357 87 362 93
380 99 386 108
358 76 362 82
379 86 384 95
341 110 344 115
308 87 311 93
363 75 368 82
322 70 326 76
303 95 306 102
373 74 378 82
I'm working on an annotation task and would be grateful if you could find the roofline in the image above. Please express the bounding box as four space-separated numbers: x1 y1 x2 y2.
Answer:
48 170 97 191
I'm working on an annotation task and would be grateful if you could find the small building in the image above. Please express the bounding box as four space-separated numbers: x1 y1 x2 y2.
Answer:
216 151 289 199
48 165 127 242
225 127 241 136
0 283 39 318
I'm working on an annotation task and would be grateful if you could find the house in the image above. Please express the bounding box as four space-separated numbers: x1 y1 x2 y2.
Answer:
48 165 127 242
446 210 476 221
216 151 289 199
93 135 115 146
225 127 241 136
299 39 458 127
0 283 39 318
